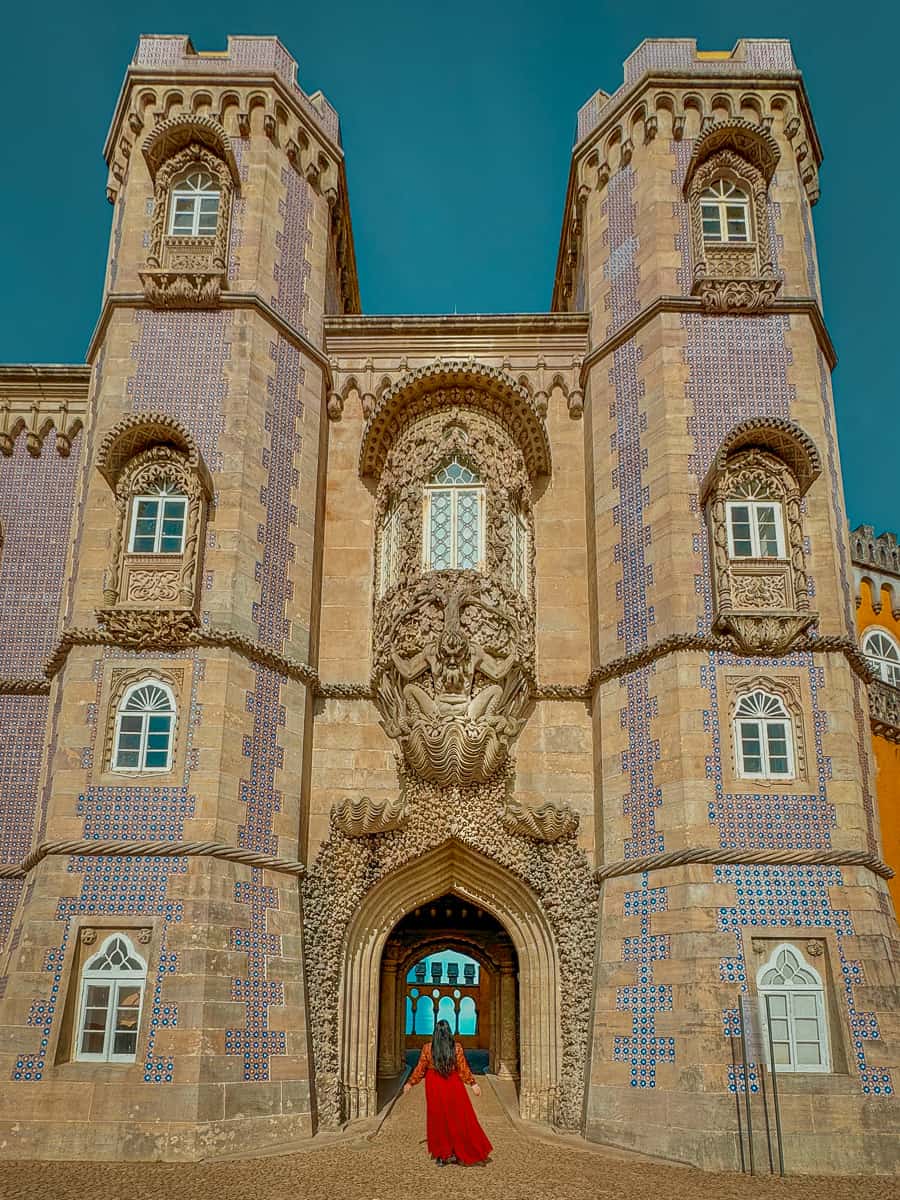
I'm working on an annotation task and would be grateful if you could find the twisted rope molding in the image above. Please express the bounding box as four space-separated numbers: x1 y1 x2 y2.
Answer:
596 846 893 882
0 678 50 695
0 839 306 881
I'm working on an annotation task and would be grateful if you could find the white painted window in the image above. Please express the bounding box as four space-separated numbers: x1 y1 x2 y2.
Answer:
168 168 220 237
757 943 830 1073
862 628 900 688
726 477 785 559
113 680 176 772
75 933 147 1063
701 179 750 243
128 482 188 555
734 689 794 779
378 505 402 597
509 510 529 597
423 458 485 571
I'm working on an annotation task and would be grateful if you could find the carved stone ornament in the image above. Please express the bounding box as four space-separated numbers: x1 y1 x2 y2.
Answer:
101 444 208 615
372 405 535 786
501 799 579 842
686 141 780 314
95 607 199 650
707 447 817 654
141 132 235 309
332 795 409 837
806 939 824 957
81 928 97 945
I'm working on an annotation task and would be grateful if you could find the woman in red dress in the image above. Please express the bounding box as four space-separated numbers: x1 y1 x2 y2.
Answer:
403 1019 493 1166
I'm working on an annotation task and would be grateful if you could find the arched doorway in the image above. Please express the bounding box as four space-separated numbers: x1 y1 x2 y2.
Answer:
337 840 561 1124
376 894 520 1095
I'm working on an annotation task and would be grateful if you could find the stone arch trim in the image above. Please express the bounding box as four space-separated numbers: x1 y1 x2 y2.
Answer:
683 118 780 193
700 416 821 502
141 113 240 185
359 359 552 481
338 841 560 1123
302 768 597 1133
96 412 213 496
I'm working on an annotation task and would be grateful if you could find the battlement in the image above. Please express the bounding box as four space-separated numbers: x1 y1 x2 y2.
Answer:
851 524 900 579
124 34 340 144
577 37 800 142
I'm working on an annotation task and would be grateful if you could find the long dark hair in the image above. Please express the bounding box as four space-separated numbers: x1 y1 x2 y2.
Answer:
431 1019 456 1077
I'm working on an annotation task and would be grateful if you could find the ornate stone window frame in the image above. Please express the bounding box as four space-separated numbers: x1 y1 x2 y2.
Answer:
724 673 808 788
702 420 821 654
683 120 781 313
755 942 831 1074
73 932 148 1064
139 115 240 308
96 663 187 786
95 414 213 632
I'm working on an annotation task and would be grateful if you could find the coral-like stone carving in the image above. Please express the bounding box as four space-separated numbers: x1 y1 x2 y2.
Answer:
501 799 579 842
95 607 199 650
375 573 531 787
332 795 408 837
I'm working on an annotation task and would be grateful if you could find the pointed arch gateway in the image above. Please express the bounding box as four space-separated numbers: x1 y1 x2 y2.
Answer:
338 839 562 1125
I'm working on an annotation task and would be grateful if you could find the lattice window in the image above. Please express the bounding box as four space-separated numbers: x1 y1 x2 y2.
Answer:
75 934 147 1063
862 629 900 688
733 689 794 779
168 168 220 237
378 505 402 597
128 481 188 555
700 179 750 243
113 680 176 772
757 944 830 1073
726 477 785 559
509 510 529 596
423 458 485 571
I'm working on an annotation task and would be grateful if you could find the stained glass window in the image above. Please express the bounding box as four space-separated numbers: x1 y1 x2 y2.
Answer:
424 458 484 571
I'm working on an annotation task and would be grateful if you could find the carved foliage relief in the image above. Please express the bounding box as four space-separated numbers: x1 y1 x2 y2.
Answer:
372 404 535 786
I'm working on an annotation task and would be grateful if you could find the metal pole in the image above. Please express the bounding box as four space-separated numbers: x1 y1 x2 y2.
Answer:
730 1033 747 1173
764 993 785 1177
739 1004 756 1176
757 1030 775 1175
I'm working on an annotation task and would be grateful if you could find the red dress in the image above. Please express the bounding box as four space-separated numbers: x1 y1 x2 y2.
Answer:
407 1041 493 1164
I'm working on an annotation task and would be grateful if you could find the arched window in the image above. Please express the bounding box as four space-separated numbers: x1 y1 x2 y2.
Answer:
509 509 529 597
128 481 188 556
726 476 785 559
757 944 830 1073
700 179 750 243
423 458 485 571
113 680 176 772
75 934 147 1063
862 629 900 688
168 168 221 237
734 689 794 779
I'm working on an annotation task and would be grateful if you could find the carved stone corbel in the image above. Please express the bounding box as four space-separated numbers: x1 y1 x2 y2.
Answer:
332 795 408 837
502 799 579 842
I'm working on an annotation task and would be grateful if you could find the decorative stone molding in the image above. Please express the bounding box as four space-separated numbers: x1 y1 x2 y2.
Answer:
705 446 817 654
141 120 236 308
359 360 552 481
100 443 208 616
95 607 199 650
96 412 212 493
501 799 579 842
0 678 51 695
870 680 900 744
685 134 780 314
102 666 184 776
0 365 89 458
701 418 821 500
595 846 894 883
724 673 808 783
332 795 408 837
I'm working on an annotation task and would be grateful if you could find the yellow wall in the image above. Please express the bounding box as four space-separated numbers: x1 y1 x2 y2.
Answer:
857 579 900 917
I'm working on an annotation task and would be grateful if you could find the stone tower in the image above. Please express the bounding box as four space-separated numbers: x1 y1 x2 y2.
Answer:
0 34 898 1175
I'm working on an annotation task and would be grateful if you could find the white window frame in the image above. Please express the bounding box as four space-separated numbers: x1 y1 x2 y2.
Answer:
75 933 147 1064
378 505 402 598
422 460 486 572
112 679 176 773
700 178 751 244
127 483 188 556
167 169 221 238
861 627 900 688
733 689 795 780
725 499 786 559
757 943 831 1074
509 509 529 597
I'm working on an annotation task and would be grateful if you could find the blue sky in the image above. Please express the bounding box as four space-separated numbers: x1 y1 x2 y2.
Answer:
3 2 895 532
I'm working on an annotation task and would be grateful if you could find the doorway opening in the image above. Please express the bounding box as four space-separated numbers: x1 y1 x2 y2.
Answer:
376 892 519 1103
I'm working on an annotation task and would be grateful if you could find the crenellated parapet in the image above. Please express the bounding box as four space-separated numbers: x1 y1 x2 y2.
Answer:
0 365 90 458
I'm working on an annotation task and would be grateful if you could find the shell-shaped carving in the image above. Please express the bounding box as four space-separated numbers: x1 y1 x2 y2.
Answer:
502 799 579 843
333 795 408 837
400 719 524 788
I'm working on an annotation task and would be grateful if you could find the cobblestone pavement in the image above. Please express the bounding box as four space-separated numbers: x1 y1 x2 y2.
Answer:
3 1083 898 1200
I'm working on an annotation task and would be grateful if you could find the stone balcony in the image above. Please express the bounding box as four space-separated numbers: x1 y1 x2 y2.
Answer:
870 679 900 743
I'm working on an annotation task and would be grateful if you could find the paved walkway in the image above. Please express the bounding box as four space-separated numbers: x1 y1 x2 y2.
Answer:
4 1082 896 1200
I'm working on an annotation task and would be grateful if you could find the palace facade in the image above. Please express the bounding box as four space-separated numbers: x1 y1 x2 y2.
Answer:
0 34 898 1174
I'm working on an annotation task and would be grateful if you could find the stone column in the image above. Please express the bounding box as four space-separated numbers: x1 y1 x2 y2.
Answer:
496 963 519 1080
378 945 403 1075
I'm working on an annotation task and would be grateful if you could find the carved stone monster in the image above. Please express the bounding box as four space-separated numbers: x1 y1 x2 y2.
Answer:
375 573 531 787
